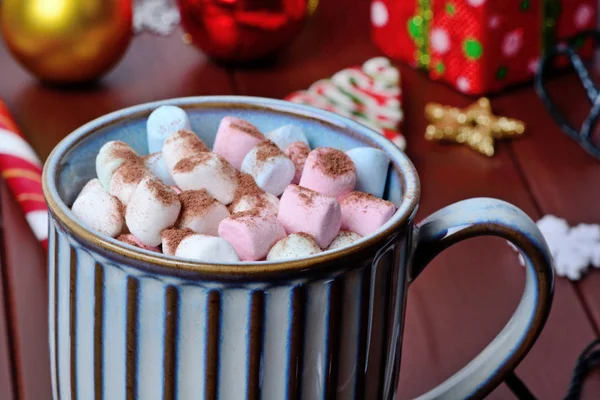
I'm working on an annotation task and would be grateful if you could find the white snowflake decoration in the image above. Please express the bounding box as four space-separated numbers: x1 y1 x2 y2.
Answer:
134 0 181 36
509 215 600 281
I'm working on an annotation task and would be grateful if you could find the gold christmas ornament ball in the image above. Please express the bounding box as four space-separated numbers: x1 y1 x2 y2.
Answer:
1 0 133 84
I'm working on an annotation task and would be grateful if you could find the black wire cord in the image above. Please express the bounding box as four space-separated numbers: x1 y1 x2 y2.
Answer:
504 338 600 400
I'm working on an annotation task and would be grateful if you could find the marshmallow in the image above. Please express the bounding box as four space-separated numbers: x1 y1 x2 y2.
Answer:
230 193 279 215
266 125 309 150
109 160 151 206
172 153 238 204
117 234 161 252
176 190 230 236
345 147 390 198
143 152 176 186
229 172 279 215
241 140 295 196
284 141 310 184
213 116 265 169
161 228 195 256
78 178 104 197
340 192 396 237
162 129 210 174
218 209 286 261
175 234 240 263
278 185 341 248
147 105 192 153
299 147 356 199
71 191 123 237
95 141 139 189
266 233 322 261
327 231 362 250
125 177 181 246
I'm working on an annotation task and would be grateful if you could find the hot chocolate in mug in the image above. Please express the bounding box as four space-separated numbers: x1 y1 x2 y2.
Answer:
43 97 554 399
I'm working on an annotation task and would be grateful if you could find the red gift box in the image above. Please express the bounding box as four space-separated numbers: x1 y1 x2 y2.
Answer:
371 0 597 95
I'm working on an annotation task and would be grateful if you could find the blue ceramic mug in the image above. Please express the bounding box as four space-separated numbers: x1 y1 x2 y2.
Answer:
43 96 554 400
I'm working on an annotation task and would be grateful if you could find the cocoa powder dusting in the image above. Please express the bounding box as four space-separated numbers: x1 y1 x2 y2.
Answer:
177 190 218 224
177 129 210 153
294 185 317 206
296 232 317 242
173 153 214 173
315 148 356 177
343 191 394 207
230 173 264 208
230 120 263 139
147 178 178 205
117 234 138 247
255 140 282 163
118 160 148 184
109 141 138 161
230 208 261 220
161 228 195 253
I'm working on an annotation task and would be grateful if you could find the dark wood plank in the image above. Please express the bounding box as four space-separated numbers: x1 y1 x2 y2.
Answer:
0 28 234 160
232 0 600 398
501 75 600 333
0 181 15 400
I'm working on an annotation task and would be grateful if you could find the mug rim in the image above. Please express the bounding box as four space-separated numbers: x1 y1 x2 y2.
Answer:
42 96 420 277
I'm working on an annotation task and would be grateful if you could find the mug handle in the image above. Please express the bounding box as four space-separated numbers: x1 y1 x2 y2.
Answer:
408 198 554 400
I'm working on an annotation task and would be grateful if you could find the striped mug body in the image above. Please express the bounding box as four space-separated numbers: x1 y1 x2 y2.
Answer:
44 97 553 400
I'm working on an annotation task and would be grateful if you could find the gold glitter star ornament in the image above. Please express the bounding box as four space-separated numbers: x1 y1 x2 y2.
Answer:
424 97 525 156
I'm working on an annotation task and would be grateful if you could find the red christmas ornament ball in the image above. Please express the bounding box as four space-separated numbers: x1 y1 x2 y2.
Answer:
177 0 309 63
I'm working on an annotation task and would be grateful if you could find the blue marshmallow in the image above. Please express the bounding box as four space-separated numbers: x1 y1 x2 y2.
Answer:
266 125 309 150
146 105 191 154
346 147 390 198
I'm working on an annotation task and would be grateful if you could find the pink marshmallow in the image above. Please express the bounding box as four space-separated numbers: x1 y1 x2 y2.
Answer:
284 141 310 184
277 184 341 248
218 209 286 261
340 191 396 236
212 117 265 169
299 147 356 199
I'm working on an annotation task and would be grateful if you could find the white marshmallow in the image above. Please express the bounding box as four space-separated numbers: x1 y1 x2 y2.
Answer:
175 234 240 263
172 153 238 204
143 152 176 186
266 233 322 261
162 129 209 174
147 105 192 153
177 190 230 236
109 161 151 206
78 178 104 197
266 125 309 150
95 141 139 190
125 177 181 246
161 228 195 256
241 141 295 196
71 191 123 237
345 147 390 198
327 231 362 250
230 192 279 215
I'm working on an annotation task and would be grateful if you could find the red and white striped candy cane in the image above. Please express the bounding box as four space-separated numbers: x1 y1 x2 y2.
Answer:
0 100 48 249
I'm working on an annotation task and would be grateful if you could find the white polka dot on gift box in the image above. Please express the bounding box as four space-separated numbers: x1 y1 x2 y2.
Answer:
430 28 451 55
574 2 594 29
502 29 523 58
467 0 486 7
371 1 388 28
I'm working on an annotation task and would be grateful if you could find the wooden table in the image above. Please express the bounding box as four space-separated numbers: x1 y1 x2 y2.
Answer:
1 0 600 398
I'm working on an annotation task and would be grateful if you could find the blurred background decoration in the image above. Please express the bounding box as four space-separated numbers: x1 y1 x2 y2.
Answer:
176 0 310 63
0 0 133 84
371 0 597 95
